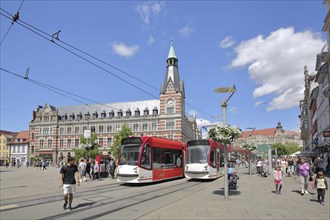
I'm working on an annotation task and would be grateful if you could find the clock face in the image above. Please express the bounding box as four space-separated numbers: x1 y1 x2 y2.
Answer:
167 99 174 106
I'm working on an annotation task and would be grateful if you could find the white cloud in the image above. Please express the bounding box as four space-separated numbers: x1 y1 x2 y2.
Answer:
229 27 325 111
148 35 155 45
178 25 194 37
220 36 235 48
111 42 139 58
135 1 165 24
229 107 238 114
255 101 264 106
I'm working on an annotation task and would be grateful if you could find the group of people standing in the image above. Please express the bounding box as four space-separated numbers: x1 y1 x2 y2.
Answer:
272 156 328 205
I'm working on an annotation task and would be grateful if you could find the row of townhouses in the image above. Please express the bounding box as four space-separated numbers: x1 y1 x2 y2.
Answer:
299 0 330 171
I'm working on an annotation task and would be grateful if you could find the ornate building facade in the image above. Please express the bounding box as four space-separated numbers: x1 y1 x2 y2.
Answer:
29 42 199 164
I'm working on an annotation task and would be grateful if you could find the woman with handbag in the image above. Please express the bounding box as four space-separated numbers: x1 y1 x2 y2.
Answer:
299 158 310 196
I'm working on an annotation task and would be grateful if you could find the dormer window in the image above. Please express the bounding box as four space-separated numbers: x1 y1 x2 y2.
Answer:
152 107 158 115
62 113 68 120
143 108 149 116
93 111 98 119
135 108 140 116
85 112 90 119
101 111 106 118
109 110 114 118
70 113 75 120
126 109 131 117
117 109 123 117
77 112 82 120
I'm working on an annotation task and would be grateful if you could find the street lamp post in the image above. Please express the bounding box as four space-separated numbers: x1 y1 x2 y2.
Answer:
214 85 236 200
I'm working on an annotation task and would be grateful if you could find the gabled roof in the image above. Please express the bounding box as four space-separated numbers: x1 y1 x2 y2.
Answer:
242 128 277 139
9 130 29 144
0 130 18 139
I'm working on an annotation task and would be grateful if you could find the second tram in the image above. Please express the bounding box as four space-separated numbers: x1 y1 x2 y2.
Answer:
185 139 224 179
117 136 185 183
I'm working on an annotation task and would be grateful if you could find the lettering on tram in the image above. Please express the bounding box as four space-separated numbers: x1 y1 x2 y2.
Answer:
117 136 185 184
185 139 224 180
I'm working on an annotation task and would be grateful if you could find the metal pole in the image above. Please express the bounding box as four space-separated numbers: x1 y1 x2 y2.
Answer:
221 101 228 199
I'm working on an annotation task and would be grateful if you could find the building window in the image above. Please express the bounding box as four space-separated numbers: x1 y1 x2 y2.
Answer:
44 116 49 122
101 111 106 118
83 126 87 132
135 108 140 116
43 127 50 135
99 126 104 133
109 110 114 118
75 139 79 147
166 121 175 130
70 113 75 120
75 127 79 134
48 139 52 148
142 123 148 131
168 134 173 140
77 112 82 120
31 133 35 140
99 137 104 146
107 125 112 132
117 110 123 117
93 111 98 119
40 139 44 148
67 139 72 148
91 126 96 133
60 127 64 134
133 123 139 131
144 108 149 116
107 138 112 146
60 140 64 148
116 123 121 132
126 109 131 117
67 127 72 134
152 107 158 115
152 121 157 130
22 146 26 153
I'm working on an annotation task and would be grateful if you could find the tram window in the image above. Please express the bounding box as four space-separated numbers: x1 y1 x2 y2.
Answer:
153 148 161 169
210 148 216 167
141 144 151 169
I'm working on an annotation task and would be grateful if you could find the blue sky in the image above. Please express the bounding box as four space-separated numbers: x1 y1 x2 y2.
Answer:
0 0 326 133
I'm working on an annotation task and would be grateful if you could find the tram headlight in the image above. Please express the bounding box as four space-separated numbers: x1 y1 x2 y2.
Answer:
186 165 189 170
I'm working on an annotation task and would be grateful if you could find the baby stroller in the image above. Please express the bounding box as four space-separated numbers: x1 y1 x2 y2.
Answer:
228 172 239 190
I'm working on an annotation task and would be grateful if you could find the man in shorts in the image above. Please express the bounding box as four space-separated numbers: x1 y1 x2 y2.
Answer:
59 157 80 210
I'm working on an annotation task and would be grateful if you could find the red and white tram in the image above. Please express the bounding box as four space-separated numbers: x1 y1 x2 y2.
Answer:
117 136 185 183
185 139 224 179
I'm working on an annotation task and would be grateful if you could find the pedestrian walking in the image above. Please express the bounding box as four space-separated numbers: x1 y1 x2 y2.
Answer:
42 161 47 170
85 159 92 181
273 165 283 194
92 161 99 181
78 159 86 182
109 157 116 179
299 158 311 196
59 157 80 210
256 159 263 176
314 156 324 173
313 171 328 205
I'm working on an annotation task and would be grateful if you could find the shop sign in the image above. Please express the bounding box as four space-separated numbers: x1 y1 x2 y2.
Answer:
323 130 330 137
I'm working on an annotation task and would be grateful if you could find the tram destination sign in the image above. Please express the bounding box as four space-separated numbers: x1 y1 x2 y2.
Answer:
188 140 210 146
121 137 142 145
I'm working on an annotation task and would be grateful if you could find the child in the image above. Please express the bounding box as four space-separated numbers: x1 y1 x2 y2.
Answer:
273 166 283 194
314 171 328 205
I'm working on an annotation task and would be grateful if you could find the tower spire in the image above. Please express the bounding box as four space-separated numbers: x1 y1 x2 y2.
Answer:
167 40 177 59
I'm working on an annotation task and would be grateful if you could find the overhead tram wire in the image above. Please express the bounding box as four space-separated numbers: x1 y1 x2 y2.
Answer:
0 8 216 119
0 0 24 45
0 68 122 111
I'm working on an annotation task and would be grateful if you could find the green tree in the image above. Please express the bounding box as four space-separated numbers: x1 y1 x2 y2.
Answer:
73 133 101 161
286 142 302 155
111 124 133 159
272 143 288 156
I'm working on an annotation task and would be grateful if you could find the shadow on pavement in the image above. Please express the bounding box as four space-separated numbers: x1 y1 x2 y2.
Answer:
71 202 95 210
213 189 241 196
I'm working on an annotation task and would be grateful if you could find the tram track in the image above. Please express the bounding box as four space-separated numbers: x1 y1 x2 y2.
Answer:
38 178 210 220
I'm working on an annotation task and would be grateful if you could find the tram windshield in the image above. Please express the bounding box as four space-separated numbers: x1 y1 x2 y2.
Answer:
187 145 209 164
119 144 141 165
